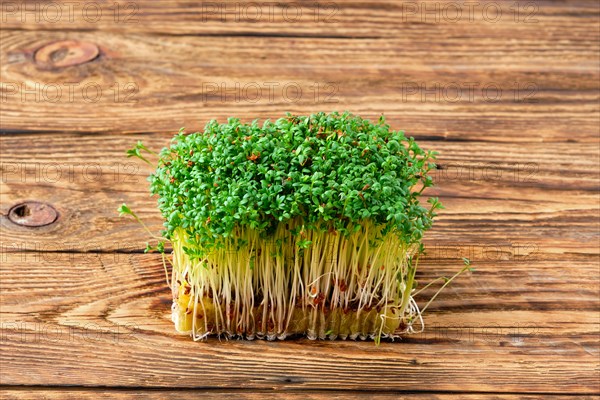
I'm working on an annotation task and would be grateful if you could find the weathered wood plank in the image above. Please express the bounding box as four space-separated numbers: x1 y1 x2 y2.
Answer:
1 0 598 395
2 0 598 39
0 254 598 392
1 135 598 257
1 30 598 141
1 388 597 399
1 252 598 321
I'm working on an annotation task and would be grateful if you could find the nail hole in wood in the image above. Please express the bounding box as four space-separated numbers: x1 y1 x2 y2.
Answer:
13 204 31 218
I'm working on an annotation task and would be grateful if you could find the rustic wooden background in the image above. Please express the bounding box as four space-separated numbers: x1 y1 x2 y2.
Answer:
1 0 599 398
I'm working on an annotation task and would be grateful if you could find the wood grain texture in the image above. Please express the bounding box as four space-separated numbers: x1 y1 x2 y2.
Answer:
2 0 599 38
1 0 599 396
0 256 598 393
2 389 598 400
1 134 598 258
1 26 599 141
0 252 598 392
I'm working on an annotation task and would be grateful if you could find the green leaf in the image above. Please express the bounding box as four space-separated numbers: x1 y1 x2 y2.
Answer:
118 203 133 217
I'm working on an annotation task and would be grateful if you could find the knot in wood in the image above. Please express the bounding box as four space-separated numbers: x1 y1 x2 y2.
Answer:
8 202 58 227
34 40 99 68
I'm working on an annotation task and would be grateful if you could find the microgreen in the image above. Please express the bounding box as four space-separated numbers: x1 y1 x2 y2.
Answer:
149 112 441 256
126 140 157 166
118 203 161 241
124 112 470 343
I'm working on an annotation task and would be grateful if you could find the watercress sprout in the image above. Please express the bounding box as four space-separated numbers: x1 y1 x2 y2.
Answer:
123 112 472 343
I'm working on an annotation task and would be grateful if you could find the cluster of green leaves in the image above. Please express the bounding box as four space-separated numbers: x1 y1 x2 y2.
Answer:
149 112 441 254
